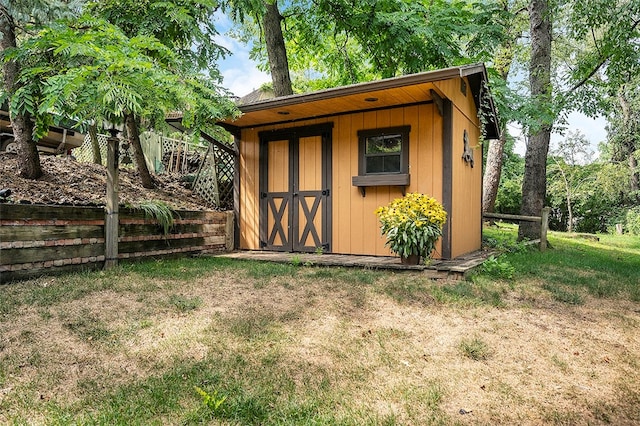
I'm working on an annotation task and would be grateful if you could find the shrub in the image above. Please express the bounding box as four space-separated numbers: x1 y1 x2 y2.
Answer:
625 207 640 235
481 255 515 280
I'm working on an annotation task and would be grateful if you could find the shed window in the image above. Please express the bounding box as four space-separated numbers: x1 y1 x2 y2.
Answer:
358 126 410 176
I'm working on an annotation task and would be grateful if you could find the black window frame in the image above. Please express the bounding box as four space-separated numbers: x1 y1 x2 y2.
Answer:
358 126 410 176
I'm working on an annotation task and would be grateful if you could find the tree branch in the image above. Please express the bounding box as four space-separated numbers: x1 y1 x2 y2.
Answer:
571 17 640 92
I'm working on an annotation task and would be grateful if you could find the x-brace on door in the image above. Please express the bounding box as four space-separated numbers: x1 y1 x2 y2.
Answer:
259 123 333 253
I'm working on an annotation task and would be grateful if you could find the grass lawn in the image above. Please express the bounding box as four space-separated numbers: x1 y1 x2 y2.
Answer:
0 227 639 425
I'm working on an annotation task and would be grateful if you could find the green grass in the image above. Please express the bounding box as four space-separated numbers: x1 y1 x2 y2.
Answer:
1 230 639 424
168 294 203 312
459 336 491 361
482 225 640 303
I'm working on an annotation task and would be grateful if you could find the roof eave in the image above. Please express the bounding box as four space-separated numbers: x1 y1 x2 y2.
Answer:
223 63 501 139
238 66 464 114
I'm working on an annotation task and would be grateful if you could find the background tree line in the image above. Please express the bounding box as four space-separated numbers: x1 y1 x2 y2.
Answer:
1 0 638 235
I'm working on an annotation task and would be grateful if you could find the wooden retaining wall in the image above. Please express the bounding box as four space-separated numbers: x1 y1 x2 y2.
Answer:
0 204 233 283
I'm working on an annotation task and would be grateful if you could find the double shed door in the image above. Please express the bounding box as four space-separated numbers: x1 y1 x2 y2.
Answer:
259 124 333 253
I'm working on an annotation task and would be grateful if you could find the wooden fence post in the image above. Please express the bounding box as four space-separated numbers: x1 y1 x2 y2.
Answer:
540 207 550 251
225 210 234 252
105 129 120 269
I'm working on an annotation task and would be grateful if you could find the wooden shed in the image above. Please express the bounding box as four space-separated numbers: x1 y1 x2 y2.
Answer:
220 63 500 260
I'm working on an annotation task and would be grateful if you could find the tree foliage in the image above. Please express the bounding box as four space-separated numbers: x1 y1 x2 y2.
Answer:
228 0 511 89
11 17 235 130
0 0 83 179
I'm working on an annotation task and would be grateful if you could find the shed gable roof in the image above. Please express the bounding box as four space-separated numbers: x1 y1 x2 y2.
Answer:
221 63 500 139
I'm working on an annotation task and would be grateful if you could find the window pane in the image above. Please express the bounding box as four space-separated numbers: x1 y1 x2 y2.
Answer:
384 155 401 173
366 156 385 174
366 154 401 174
366 134 402 154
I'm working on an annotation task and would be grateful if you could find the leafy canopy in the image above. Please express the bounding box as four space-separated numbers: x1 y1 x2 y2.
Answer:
8 15 238 133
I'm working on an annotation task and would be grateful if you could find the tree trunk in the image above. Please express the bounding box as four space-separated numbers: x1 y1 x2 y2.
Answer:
89 123 103 165
0 6 42 179
124 113 154 189
262 0 293 97
482 23 520 214
519 0 552 241
482 131 507 214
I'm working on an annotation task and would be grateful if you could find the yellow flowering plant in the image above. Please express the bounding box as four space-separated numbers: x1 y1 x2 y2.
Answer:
375 193 447 260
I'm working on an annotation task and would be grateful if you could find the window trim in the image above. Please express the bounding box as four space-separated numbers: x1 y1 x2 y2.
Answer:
358 126 410 176
352 126 411 196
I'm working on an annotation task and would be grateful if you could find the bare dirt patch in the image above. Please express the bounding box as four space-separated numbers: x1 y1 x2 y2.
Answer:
0 153 212 210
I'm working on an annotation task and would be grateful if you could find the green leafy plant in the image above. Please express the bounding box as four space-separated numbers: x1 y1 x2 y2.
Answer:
375 192 447 260
481 255 515 280
625 206 640 235
135 200 177 235
195 386 227 415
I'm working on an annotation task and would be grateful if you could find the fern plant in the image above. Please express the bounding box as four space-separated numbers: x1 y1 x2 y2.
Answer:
135 200 177 235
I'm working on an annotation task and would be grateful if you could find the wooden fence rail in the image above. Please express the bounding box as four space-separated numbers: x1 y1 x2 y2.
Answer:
0 204 233 283
483 207 550 251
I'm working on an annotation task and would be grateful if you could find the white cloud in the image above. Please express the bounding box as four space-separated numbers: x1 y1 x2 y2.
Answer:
213 12 271 98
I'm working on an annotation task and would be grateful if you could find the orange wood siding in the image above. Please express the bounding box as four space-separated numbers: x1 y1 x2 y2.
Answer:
449 88 483 258
238 80 483 258
298 136 322 191
433 77 477 126
268 140 289 192
239 127 260 249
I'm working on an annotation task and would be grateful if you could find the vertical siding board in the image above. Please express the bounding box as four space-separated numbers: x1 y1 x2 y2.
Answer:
405 105 424 193
349 112 365 254
334 115 351 253
239 131 248 249
240 128 260 249
432 105 444 202
450 111 482 258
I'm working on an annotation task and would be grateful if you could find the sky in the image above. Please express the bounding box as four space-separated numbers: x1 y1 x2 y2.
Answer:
213 13 609 158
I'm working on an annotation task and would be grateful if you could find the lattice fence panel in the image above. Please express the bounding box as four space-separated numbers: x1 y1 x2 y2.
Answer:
213 145 235 210
193 144 220 206
192 142 235 210
74 133 134 166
